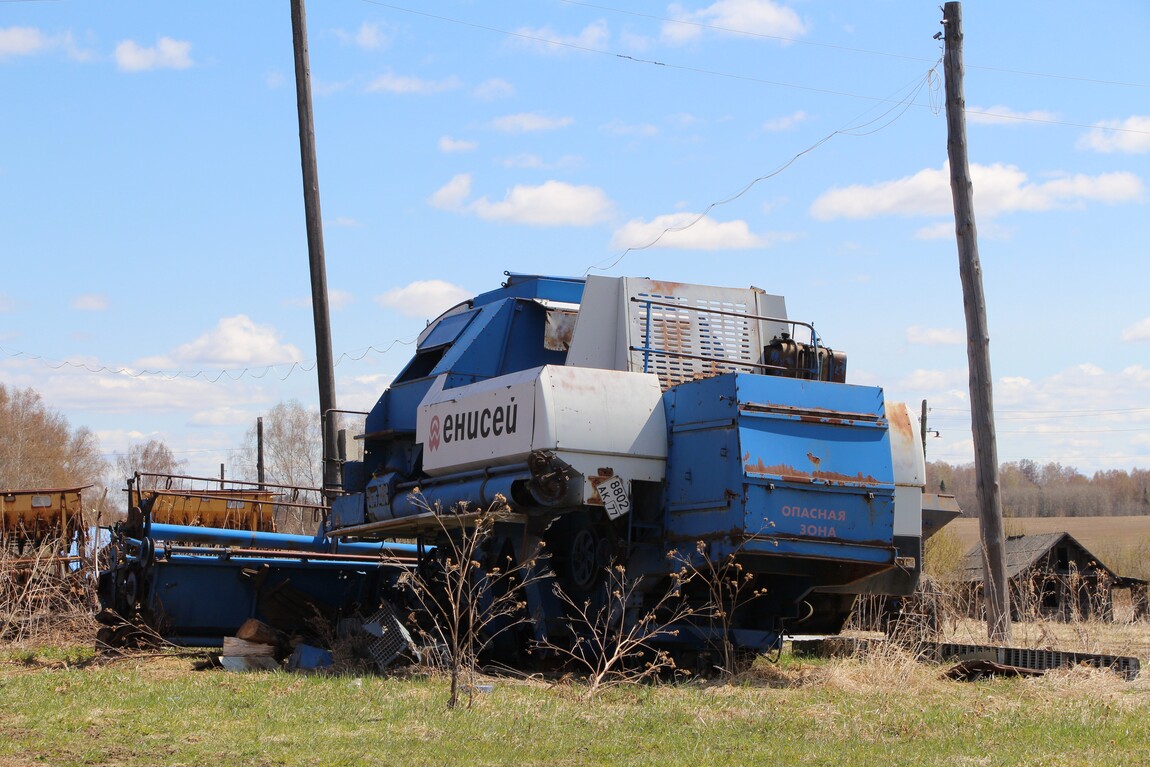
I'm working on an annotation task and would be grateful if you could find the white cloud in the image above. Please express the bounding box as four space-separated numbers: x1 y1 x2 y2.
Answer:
313 78 352 97
439 136 477 153
472 181 612 226
72 294 108 311
187 407 251 427
472 78 515 100
610 213 779 251
335 22 390 50
1122 317 1150 342
810 162 1145 221
329 289 355 311
763 110 808 132
668 112 703 128
512 20 609 54
1077 115 1150 154
429 173 473 211
0 26 47 58
376 280 471 318
284 289 355 310
966 105 1058 126
906 326 964 346
429 174 613 226
114 37 193 72
331 216 361 228
663 0 807 44
366 71 461 94
161 315 302 367
601 120 659 138
0 293 14 312
500 153 582 170
887 363 1150 472
491 113 573 133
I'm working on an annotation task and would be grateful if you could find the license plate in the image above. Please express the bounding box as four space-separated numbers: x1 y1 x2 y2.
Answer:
599 475 631 520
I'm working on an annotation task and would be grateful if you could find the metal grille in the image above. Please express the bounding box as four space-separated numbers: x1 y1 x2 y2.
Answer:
631 289 761 390
363 602 415 670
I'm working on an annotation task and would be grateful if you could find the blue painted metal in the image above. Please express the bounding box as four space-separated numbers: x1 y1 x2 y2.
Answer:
99 273 943 663
136 552 402 645
663 373 896 572
142 522 418 557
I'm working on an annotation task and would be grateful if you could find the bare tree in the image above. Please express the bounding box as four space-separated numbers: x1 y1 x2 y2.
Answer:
230 401 322 487
115 439 186 490
0 384 107 489
230 400 323 532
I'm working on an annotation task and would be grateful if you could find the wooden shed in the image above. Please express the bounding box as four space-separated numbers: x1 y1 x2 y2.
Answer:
957 532 1146 622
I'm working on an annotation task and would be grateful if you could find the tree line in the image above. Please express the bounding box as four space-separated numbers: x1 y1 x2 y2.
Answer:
928 460 1150 519
0 384 328 520
3 383 1146 521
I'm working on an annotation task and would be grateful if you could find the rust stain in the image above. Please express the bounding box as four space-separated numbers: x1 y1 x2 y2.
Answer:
646 280 688 295
806 452 821 467
743 458 880 486
887 402 913 441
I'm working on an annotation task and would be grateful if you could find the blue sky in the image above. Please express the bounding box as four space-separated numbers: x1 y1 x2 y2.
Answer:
2 1 1148 482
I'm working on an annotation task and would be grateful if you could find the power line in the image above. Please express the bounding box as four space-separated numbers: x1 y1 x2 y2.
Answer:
557 0 1150 90
584 61 941 273
360 0 944 106
0 338 415 382
359 2 1150 137
932 406 1150 417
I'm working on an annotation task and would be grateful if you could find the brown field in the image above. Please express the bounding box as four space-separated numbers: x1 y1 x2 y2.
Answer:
945 515 1150 562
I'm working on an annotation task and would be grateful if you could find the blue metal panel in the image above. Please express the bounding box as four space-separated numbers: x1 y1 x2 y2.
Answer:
664 373 896 568
472 274 585 306
142 555 398 643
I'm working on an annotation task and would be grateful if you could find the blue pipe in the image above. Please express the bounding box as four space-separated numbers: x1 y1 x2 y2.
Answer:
390 472 523 517
144 522 418 556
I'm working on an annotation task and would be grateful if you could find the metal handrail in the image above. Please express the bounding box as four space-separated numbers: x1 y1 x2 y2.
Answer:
628 296 823 378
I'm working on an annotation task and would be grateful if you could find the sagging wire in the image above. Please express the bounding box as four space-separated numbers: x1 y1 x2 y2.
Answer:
585 58 943 275
0 338 416 382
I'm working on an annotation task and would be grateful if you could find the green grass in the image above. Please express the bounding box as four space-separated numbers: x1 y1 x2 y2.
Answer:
2 648 1149 767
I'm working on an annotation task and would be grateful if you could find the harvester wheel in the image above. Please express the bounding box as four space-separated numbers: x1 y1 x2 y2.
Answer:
555 512 614 594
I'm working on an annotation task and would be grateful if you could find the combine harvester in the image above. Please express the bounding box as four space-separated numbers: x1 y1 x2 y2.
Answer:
327 272 949 667
100 273 957 668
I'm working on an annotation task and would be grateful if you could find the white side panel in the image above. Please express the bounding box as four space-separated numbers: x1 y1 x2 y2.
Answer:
887 401 925 537
534 366 666 459
417 366 667 486
564 275 629 372
417 369 540 476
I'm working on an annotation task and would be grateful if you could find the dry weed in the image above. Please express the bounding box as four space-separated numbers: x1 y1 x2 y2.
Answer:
1 538 100 644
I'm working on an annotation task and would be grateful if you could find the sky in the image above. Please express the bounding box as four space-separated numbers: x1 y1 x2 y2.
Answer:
2 1 1148 487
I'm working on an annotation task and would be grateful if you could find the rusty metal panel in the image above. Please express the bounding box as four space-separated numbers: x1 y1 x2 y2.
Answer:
143 489 278 532
0 486 88 547
543 307 578 351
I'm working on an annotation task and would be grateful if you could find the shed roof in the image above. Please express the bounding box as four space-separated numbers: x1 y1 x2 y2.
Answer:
957 531 1118 583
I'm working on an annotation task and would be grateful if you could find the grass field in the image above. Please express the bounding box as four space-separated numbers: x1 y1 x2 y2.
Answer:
2 645 1149 767
3 515 1148 766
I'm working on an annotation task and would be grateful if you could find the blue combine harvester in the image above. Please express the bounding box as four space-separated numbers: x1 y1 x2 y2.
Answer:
101 274 955 666
323 273 947 664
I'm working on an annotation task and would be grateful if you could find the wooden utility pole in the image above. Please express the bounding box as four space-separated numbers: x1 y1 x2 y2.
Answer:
290 0 341 500
257 416 265 490
941 2 1011 643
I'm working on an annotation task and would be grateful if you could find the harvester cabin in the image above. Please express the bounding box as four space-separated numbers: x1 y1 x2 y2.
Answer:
957 532 1146 622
